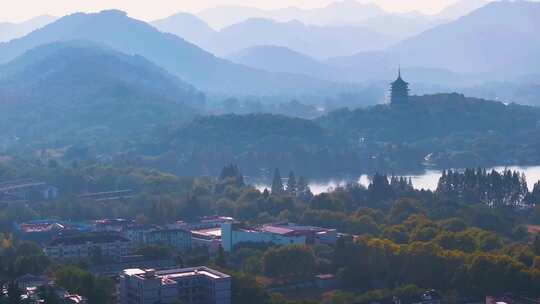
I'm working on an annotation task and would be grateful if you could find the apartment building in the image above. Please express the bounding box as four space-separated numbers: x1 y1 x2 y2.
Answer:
44 232 133 261
119 267 231 304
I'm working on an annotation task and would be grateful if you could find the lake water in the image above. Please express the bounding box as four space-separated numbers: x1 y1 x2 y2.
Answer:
255 166 540 195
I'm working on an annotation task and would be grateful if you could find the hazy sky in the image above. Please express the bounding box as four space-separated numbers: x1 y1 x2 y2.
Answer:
2 0 465 23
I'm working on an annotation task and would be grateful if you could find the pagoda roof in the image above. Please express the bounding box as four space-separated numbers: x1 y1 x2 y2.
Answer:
391 68 409 86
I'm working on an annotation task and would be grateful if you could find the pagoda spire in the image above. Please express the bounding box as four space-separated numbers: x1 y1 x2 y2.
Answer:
390 67 409 105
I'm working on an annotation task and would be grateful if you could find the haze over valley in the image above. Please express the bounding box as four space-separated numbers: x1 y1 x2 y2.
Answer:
1 2 540 303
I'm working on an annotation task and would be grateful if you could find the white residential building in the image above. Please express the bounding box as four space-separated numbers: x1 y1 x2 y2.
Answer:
44 233 133 261
221 222 337 252
125 226 192 250
119 267 231 304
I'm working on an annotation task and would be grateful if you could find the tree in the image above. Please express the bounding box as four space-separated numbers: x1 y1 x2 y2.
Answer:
271 169 284 195
286 171 297 195
7 281 21 304
527 181 540 205
311 193 342 211
296 176 312 201
38 285 61 304
219 164 244 186
368 174 393 203
55 266 114 304
214 245 228 268
262 245 315 278
231 272 270 304
15 242 42 256
389 198 422 224
533 235 540 255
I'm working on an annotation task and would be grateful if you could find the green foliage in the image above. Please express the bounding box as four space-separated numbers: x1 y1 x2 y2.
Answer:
37 285 61 304
272 169 284 195
6 281 21 304
437 169 529 206
55 266 115 304
263 245 316 278
231 272 270 304
286 171 297 195
534 235 540 255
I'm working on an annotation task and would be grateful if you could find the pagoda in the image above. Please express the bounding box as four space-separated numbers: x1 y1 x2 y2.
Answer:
390 67 409 105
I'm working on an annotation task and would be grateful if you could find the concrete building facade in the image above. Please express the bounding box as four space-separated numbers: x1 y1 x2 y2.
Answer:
125 226 192 251
221 222 337 252
119 267 231 304
44 232 133 261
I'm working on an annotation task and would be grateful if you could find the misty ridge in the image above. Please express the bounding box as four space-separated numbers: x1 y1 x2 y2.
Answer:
0 0 539 177
2 2 540 304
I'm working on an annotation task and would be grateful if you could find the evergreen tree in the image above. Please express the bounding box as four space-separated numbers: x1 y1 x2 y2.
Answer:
286 171 297 195
271 169 284 194
437 168 530 206
368 173 393 203
219 164 244 186
296 176 312 200
526 181 540 205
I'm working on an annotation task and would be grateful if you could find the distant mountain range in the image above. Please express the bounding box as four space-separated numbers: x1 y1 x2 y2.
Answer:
208 18 397 59
196 0 386 29
152 4 441 58
386 1 540 76
227 45 336 79
0 0 538 108
0 10 363 98
231 1 540 82
152 15 398 59
152 13 216 47
435 0 489 20
194 0 490 30
228 45 469 87
0 15 56 42
0 42 203 142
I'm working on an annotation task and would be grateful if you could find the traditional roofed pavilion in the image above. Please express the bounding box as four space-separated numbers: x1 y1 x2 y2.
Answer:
390 67 410 105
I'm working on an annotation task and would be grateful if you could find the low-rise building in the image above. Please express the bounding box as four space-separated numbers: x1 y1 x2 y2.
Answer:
119 267 231 304
0 179 58 202
177 216 235 231
173 216 233 255
191 227 222 255
221 222 337 252
44 232 133 261
14 220 91 243
125 225 192 250
93 218 133 232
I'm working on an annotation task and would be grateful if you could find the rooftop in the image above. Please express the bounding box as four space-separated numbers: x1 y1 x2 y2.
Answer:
124 266 231 281
259 222 336 236
191 227 221 237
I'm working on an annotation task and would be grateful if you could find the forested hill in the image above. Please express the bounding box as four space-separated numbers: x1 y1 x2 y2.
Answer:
317 93 540 142
3 91 540 177
138 113 357 177
133 94 540 177
0 42 204 148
